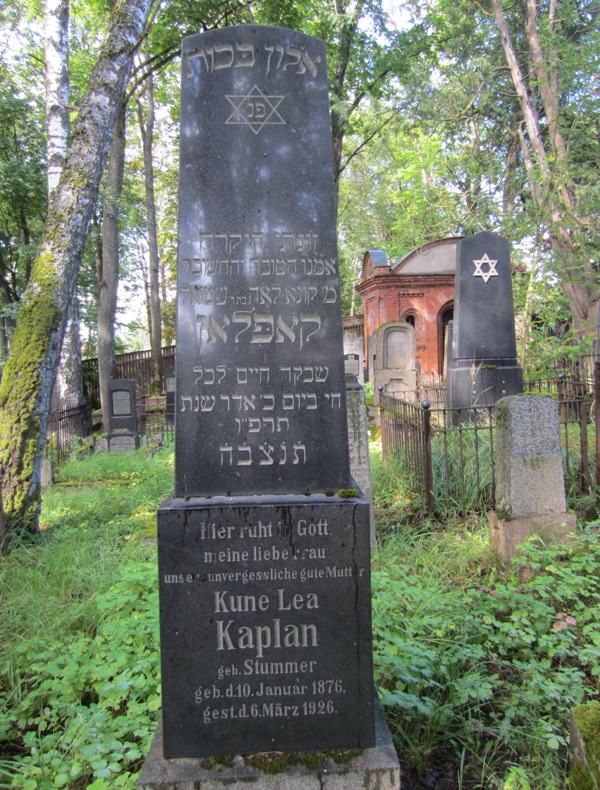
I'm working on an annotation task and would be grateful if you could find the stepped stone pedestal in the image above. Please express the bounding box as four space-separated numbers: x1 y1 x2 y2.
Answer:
138 698 400 789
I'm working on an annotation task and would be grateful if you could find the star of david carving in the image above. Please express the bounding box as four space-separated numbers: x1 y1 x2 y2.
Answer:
225 85 286 135
472 253 499 284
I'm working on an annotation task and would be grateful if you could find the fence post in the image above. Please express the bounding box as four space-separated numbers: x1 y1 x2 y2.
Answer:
379 388 386 456
580 398 589 494
596 362 600 490
422 400 434 515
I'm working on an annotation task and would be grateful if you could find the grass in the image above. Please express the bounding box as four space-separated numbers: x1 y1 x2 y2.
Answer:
1 440 599 788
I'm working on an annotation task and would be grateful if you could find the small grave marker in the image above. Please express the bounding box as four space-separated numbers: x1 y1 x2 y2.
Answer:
107 379 139 452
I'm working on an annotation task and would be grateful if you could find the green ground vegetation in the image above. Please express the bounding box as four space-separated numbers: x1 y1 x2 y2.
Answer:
0 443 599 788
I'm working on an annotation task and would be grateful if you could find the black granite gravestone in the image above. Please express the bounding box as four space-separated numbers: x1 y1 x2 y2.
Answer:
155 25 374 762
107 379 139 452
158 496 373 758
447 232 523 411
175 24 349 498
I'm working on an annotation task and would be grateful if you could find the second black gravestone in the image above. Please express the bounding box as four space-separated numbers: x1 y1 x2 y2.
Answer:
155 25 375 763
107 379 139 452
447 231 523 412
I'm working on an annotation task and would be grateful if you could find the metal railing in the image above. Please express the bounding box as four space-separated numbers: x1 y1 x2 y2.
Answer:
381 370 598 515
46 403 94 463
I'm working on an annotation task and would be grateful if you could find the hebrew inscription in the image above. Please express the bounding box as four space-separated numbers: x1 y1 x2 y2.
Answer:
176 25 349 496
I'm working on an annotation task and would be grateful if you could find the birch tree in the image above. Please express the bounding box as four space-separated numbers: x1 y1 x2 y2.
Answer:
136 70 162 388
0 0 155 530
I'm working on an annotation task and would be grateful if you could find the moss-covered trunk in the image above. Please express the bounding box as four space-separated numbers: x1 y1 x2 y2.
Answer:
0 0 154 530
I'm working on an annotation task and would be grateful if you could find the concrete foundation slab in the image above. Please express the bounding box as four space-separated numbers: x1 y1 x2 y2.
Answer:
137 696 400 789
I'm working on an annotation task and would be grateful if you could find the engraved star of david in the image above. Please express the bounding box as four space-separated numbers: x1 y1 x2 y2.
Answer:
225 85 286 135
472 253 499 284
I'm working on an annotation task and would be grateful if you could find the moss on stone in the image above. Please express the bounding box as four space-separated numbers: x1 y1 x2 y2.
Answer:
198 748 363 775
569 758 596 790
337 488 359 498
572 701 600 788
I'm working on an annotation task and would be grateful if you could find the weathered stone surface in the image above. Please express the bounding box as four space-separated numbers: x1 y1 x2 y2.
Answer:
496 395 567 518
374 321 417 405
448 232 522 411
137 697 399 789
108 434 139 453
489 511 577 564
346 385 375 550
175 25 349 497
157 495 374 758
40 459 55 489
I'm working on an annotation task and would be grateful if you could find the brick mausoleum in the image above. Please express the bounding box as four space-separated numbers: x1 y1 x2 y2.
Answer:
348 237 459 378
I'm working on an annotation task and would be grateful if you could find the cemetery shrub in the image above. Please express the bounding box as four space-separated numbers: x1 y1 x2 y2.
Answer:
372 491 600 788
0 446 173 789
1 444 599 787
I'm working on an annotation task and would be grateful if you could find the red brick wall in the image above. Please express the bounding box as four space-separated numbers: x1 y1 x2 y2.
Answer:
356 275 454 376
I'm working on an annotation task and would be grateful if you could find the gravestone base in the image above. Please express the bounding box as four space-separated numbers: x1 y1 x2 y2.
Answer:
108 433 140 453
137 696 400 789
489 511 577 563
448 364 523 414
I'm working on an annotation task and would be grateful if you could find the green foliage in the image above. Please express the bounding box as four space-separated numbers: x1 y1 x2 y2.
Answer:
371 449 600 786
430 425 494 517
0 447 174 788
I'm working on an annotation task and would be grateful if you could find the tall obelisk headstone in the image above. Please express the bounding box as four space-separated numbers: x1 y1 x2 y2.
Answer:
154 25 375 762
448 231 523 412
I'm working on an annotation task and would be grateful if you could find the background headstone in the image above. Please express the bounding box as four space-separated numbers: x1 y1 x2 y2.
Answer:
165 366 176 428
447 232 522 411
374 321 417 405
343 337 364 385
490 395 576 562
107 379 139 452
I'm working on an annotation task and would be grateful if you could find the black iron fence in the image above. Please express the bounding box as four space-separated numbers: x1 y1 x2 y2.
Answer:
82 346 176 407
45 396 174 464
381 363 600 515
46 403 94 463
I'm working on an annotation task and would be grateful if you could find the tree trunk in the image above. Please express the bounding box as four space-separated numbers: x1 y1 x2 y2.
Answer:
0 487 4 545
45 0 70 196
330 0 366 187
98 103 126 429
0 0 154 530
492 0 594 324
46 0 85 411
136 71 162 389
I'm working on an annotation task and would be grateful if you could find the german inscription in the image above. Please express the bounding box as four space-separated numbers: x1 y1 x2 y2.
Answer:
158 498 373 758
